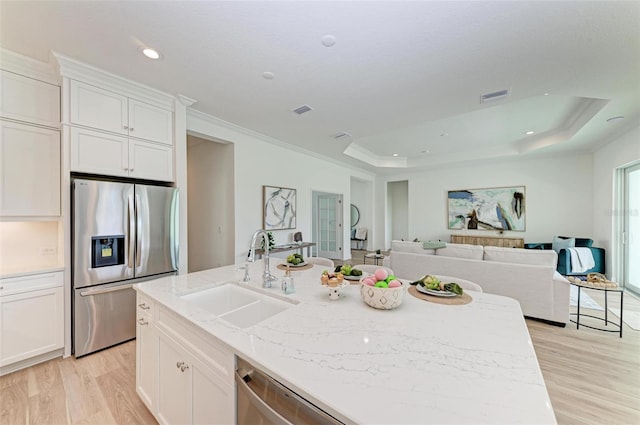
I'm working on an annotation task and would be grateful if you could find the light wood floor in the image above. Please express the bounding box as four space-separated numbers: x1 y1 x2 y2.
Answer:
1 258 639 424
0 341 157 425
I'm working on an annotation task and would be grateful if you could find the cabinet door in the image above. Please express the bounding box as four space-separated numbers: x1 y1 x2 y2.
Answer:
129 139 174 182
70 80 128 135
0 120 60 216
0 286 64 366
128 99 173 146
136 313 157 411
0 70 60 128
157 334 191 425
192 363 234 425
70 126 129 177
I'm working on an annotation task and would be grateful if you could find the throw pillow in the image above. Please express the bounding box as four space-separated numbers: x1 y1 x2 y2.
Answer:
552 236 575 253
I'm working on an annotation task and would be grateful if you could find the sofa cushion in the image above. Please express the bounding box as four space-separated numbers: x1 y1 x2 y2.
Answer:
552 236 575 253
435 243 484 260
390 240 436 255
483 246 557 267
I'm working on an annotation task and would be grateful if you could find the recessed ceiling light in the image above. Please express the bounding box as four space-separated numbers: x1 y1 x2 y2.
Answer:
392 153 399 157
525 130 535 135
321 34 337 47
440 132 449 137
543 92 550 96
262 71 275 80
606 116 625 123
141 47 161 60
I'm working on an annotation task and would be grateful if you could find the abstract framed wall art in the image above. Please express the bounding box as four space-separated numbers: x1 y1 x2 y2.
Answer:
447 186 525 231
263 186 297 230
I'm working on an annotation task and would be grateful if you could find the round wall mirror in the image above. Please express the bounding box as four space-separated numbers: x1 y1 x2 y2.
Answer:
350 204 360 227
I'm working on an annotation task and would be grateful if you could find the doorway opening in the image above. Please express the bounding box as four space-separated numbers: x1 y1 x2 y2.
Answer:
186 134 235 272
312 191 343 260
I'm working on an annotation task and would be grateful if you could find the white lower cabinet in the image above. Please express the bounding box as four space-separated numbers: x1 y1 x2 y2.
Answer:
136 296 157 410
0 272 64 367
136 295 234 425
70 126 173 182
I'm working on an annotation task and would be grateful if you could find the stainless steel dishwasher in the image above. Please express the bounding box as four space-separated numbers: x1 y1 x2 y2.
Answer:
235 356 344 425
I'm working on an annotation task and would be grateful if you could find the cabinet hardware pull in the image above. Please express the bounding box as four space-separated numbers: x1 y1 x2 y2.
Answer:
138 303 150 310
130 127 134 131
137 318 148 325
180 364 189 372
176 361 184 368
124 125 128 130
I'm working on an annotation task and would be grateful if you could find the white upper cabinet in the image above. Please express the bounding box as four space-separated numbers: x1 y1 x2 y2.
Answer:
70 80 128 135
0 120 60 216
0 70 60 128
128 99 173 146
70 80 173 146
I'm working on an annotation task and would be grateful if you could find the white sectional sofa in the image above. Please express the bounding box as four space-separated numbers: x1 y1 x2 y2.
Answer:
389 240 570 326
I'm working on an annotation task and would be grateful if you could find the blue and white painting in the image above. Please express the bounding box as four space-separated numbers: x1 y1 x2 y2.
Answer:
448 186 525 231
263 186 297 230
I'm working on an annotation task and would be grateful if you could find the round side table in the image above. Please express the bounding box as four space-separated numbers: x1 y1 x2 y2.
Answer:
570 280 624 338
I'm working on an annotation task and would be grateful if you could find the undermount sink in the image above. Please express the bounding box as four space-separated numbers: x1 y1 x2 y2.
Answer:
181 283 296 328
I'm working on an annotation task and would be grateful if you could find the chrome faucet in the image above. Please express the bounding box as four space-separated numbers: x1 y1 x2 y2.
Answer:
247 230 277 288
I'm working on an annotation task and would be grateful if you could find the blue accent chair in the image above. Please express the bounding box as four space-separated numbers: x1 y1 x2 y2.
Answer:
524 237 605 276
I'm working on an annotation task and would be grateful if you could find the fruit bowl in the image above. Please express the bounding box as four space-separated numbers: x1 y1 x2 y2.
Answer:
359 278 405 310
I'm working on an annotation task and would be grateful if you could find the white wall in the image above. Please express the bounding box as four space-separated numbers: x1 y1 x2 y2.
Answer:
374 153 595 249
592 125 640 278
187 111 375 263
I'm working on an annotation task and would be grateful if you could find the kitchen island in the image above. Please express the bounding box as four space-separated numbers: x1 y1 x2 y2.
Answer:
134 261 556 424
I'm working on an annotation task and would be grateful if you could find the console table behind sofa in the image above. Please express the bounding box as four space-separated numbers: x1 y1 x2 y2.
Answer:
451 234 524 248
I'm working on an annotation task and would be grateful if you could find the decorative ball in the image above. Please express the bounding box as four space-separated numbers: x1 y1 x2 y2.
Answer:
388 280 401 288
375 281 388 288
374 269 388 282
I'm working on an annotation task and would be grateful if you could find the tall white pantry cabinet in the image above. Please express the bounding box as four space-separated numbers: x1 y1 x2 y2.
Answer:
0 64 65 373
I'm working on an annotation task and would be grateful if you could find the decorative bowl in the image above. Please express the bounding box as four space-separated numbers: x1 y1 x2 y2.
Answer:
359 279 405 310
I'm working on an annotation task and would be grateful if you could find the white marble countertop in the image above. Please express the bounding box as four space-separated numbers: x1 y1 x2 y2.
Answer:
0 265 64 279
135 261 556 424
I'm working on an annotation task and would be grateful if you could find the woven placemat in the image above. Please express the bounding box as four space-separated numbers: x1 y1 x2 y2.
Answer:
277 263 313 271
408 286 473 305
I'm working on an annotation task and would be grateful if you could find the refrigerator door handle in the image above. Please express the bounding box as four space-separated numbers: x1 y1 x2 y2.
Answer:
128 193 135 268
80 283 134 297
135 193 142 268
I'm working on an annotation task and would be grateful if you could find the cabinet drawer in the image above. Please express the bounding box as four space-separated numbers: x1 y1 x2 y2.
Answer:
0 70 60 128
157 306 234 385
0 271 63 296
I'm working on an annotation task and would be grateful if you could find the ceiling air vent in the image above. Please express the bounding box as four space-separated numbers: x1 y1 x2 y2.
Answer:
333 132 352 140
480 89 510 104
293 104 313 115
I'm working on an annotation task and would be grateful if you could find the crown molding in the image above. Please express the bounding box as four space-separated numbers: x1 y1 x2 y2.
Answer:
177 94 197 107
187 108 375 177
52 51 175 110
0 48 59 85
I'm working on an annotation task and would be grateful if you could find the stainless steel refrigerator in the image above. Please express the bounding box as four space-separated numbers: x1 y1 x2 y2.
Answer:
72 178 178 357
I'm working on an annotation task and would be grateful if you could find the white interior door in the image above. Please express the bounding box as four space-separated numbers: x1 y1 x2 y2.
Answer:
314 192 343 259
624 163 640 294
